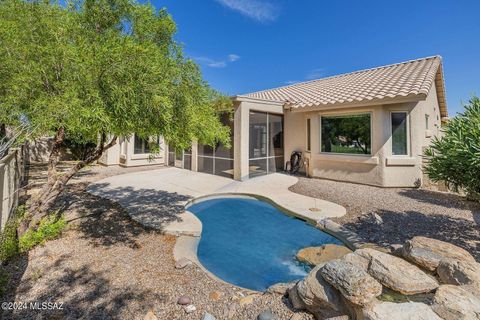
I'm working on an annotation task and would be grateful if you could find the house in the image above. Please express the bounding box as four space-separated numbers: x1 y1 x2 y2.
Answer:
100 56 448 187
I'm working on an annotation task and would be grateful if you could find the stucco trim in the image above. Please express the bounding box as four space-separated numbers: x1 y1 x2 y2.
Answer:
315 153 379 165
386 157 416 166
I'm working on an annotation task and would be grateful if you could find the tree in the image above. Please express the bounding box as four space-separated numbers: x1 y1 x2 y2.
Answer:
0 0 231 235
424 96 480 200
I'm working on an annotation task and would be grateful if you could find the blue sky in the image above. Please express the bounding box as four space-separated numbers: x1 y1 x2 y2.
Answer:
157 0 480 116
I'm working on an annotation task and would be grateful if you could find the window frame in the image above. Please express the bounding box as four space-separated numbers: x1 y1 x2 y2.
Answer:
319 111 373 156
390 111 410 156
306 118 311 152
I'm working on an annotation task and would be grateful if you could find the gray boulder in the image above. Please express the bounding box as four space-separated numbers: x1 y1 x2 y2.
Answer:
363 301 442 320
431 285 480 320
294 264 343 312
320 260 382 307
356 248 438 294
342 252 370 271
437 259 480 286
267 281 297 295
402 236 476 271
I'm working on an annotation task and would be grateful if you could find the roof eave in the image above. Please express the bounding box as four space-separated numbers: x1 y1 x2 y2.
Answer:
288 94 427 113
232 95 286 106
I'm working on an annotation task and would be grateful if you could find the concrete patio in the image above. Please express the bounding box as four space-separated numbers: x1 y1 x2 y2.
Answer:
87 167 346 236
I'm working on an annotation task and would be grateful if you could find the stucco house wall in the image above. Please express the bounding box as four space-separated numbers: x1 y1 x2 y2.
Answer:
98 135 166 167
282 82 443 187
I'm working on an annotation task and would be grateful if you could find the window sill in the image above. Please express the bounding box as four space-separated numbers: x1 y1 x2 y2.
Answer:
386 156 416 166
130 154 162 160
315 153 379 164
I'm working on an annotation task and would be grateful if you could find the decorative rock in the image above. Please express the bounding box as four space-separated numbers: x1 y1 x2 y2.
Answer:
325 316 350 320
320 260 382 306
209 291 223 301
342 252 370 271
363 301 441 320
257 310 275 320
437 259 480 286
175 258 192 269
357 248 438 294
239 294 256 306
431 285 480 320
143 311 158 320
202 312 216 320
295 264 343 311
402 236 476 271
267 281 297 295
296 244 352 266
289 314 303 320
184 304 196 314
287 285 306 310
389 244 404 256
177 295 191 305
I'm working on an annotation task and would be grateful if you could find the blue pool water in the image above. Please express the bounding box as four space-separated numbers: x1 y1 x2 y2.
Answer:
187 196 344 291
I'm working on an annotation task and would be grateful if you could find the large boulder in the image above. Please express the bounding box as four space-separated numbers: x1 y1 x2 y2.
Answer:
320 260 382 307
292 264 344 313
355 248 438 295
402 237 476 271
297 244 352 266
342 252 370 271
431 285 480 320
363 301 442 320
437 259 480 286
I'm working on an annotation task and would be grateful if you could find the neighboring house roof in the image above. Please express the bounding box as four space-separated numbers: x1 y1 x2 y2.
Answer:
239 56 448 118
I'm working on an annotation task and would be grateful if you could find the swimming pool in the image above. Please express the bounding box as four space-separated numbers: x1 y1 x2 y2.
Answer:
187 196 344 291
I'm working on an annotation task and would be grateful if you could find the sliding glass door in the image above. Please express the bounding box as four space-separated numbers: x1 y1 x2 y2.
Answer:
249 111 284 178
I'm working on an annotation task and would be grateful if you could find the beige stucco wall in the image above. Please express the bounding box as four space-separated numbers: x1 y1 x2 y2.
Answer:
98 135 165 167
284 83 443 187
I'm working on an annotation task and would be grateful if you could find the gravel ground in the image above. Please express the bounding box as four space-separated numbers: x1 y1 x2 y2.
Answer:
290 177 480 260
2 164 313 320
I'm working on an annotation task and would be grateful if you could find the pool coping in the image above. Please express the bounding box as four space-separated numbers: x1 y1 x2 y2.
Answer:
174 192 364 293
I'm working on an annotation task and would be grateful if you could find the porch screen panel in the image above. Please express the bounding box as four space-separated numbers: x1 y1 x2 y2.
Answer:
249 111 284 178
197 112 234 179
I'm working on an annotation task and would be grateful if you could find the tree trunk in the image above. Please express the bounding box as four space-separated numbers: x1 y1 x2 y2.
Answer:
17 133 117 236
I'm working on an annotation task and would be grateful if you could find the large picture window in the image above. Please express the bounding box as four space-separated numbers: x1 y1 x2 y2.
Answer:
134 135 150 154
391 112 408 155
321 113 371 155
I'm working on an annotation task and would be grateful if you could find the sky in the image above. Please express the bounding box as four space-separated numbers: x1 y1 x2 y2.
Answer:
156 0 480 116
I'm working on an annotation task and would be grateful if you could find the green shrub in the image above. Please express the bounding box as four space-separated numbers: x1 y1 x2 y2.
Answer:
18 214 66 253
424 96 480 200
0 269 9 297
0 205 25 261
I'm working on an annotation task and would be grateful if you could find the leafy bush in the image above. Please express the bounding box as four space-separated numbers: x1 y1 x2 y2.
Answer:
424 97 480 200
0 269 8 297
0 205 25 261
18 214 66 253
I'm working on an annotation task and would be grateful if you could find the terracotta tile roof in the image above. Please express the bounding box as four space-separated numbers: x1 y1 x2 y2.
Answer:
241 56 448 117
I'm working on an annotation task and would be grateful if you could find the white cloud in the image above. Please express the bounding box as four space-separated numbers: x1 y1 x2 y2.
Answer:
215 0 280 23
194 57 227 68
228 54 240 62
306 68 325 80
194 53 241 68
